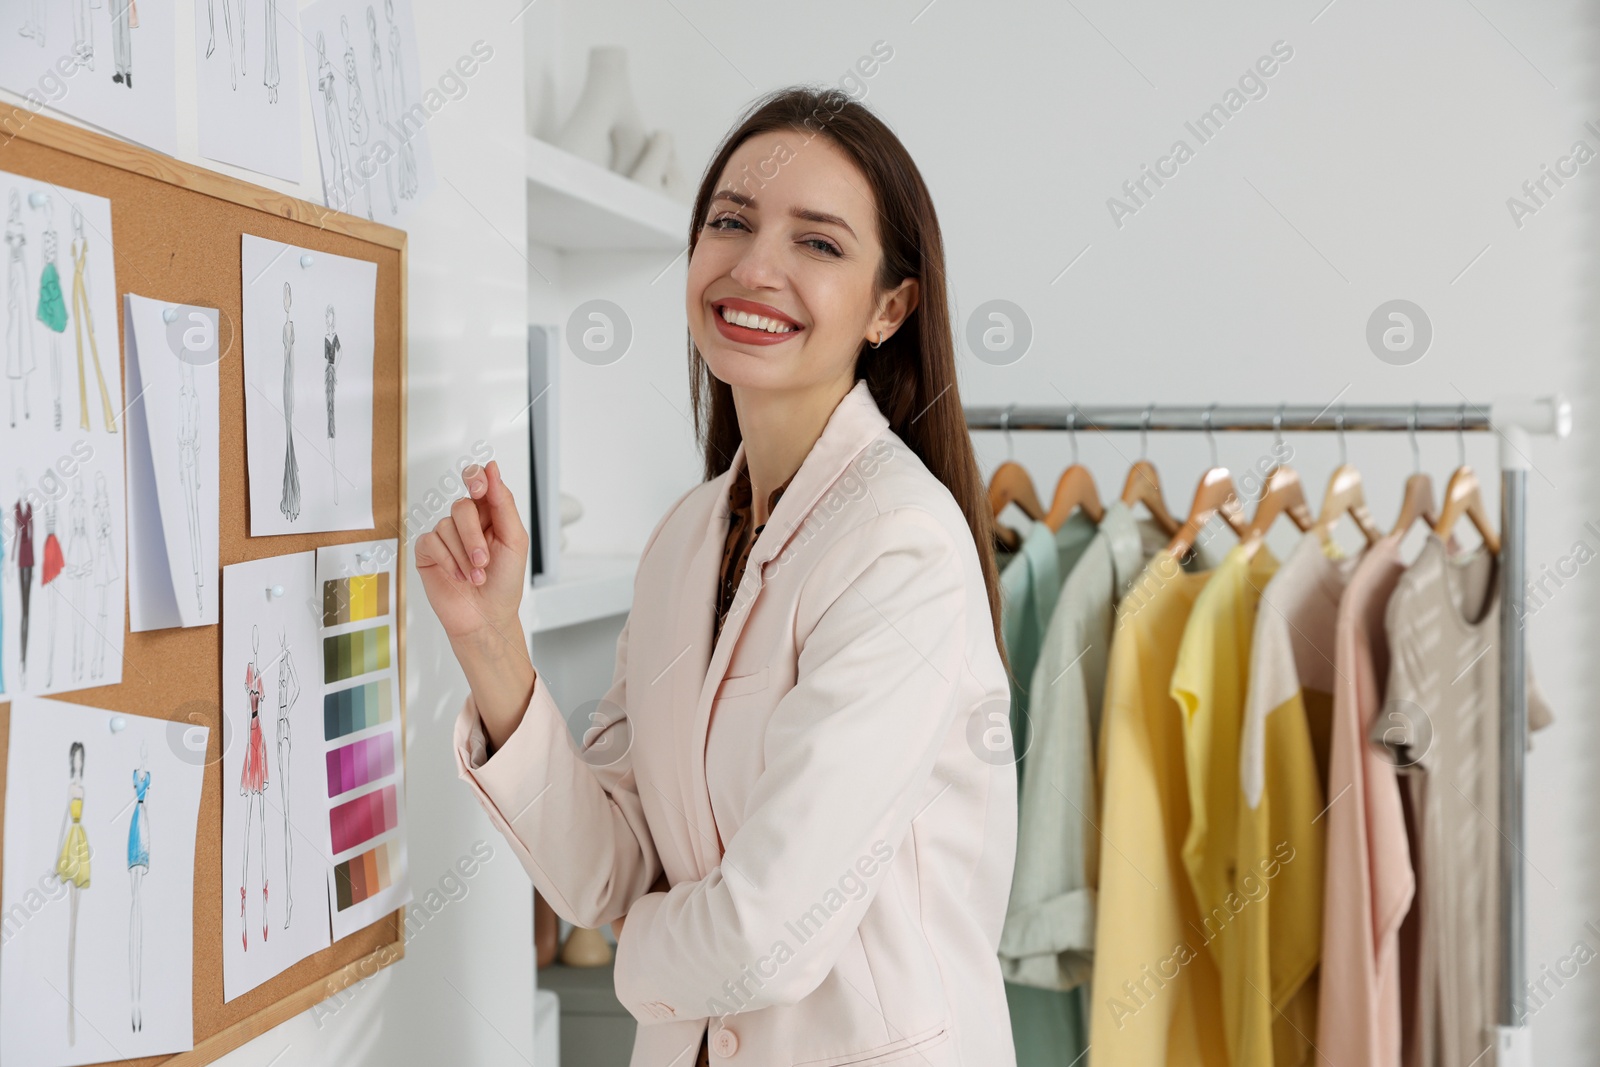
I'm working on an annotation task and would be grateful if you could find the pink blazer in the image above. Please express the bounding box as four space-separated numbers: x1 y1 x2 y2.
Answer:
454 379 1018 1065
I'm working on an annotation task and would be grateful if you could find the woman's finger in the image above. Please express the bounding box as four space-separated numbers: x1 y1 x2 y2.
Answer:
451 495 490 572
433 518 476 585
482 460 527 551
415 529 466 583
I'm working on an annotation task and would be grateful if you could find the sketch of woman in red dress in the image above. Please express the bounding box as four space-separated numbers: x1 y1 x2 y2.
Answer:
240 625 269 950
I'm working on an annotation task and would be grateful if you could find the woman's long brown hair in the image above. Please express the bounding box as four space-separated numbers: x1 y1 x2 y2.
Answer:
686 86 1008 676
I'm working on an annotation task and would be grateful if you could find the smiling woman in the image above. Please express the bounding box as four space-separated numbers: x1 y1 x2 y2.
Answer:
418 85 1019 1067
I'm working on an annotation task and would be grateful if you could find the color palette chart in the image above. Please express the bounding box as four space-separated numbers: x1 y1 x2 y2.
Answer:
315 540 410 937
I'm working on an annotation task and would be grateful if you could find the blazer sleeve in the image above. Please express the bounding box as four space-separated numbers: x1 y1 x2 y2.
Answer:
612 506 973 1021
452 483 696 929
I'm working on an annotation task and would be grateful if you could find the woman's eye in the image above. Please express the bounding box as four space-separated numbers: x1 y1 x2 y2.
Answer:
706 215 747 233
804 237 842 257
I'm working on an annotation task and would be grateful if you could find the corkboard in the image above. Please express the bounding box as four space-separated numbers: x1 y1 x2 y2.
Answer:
0 110 408 1065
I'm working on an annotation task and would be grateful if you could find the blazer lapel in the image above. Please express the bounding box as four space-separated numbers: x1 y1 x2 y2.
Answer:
681 379 890 871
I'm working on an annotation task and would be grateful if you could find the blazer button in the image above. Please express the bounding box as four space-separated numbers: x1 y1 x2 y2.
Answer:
711 1027 739 1057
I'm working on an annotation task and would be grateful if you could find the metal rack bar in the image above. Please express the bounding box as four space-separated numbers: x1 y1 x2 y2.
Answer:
964 398 1570 1064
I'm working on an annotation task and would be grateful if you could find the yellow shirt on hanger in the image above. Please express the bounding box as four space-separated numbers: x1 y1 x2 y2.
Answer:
1089 553 1226 1067
1171 543 1325 1067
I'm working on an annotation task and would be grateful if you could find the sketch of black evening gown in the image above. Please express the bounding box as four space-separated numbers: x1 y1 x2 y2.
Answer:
128 747 150 1033
316 32 355 214
178 361 204 612
6 189 35 428
386 0 417 199
263 0 280 103
341 15 374 221
280 282 300 521
91 470 118 680
365 6 397 215
15 484 34 689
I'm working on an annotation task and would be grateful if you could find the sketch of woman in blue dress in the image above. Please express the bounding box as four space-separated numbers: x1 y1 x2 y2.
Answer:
128 743 151 1033
279 281 300 521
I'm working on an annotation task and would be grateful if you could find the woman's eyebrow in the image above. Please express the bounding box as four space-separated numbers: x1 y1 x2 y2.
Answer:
710 190 856 239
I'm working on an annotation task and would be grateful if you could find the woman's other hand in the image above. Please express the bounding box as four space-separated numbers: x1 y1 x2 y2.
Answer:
416 459 528 641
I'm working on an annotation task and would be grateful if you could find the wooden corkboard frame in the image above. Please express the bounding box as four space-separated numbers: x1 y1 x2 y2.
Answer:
0 109 408 1066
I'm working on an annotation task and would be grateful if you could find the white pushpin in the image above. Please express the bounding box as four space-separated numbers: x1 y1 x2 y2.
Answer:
268 584 285 598
356 549 374 563
110 715 127 733
28 191 48 209
299 253 315 268
162 307 178 323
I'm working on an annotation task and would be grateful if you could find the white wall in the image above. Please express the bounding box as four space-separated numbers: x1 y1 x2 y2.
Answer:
541 1 1600 1062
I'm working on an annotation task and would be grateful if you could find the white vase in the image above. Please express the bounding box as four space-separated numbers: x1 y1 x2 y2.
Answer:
628 129 673 188
554 46 647 173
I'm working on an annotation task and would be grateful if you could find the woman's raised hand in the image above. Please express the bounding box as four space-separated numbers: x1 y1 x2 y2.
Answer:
416 460 528 642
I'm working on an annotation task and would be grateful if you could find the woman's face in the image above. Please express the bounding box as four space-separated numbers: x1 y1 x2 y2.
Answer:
688 130 904 395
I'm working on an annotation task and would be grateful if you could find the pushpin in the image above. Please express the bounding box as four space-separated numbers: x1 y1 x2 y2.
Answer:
110 715 127 733
28 190 48 209
299 253 315 268
163 307 178 323
356 549 374 563
268 584 285 598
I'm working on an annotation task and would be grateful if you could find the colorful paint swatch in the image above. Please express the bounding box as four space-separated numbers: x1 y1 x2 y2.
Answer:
334 840 398 912
326 732 397 798
329 783 399 855
323 680 394 741
323 573 391 625
323 624 392 683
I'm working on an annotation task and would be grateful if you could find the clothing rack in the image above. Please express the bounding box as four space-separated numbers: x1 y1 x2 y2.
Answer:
964 397 1573 1067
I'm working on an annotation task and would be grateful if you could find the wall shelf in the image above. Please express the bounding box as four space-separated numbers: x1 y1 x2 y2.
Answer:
526 135 687 252
523 552 639 634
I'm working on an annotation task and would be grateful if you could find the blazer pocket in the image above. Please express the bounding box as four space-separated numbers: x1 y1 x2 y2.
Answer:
793 1023 951 1067
715 664 770 700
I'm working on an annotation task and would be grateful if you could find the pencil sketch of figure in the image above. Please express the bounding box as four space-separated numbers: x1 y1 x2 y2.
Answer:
341 15 374 221
71 207 118 433
17 0 45 47
72 0 94 69
66 476 90 682
41 493 63 687
240 626 269 950
91 470 118 680
110 0 135 87
280 282 300 521
33 195 68 431
386 0 417 200
315 31 356 215
365 6 396 215
15 475 34 688
274 625 301 926
324 304 341 505
178 360 204 613
206 0 244 88
128 742 151 1033
6 189 35 428
54 741 90 1046
263 0 280 103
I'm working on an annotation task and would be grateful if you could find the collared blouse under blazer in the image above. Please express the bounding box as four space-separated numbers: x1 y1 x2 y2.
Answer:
454 379 1019 1066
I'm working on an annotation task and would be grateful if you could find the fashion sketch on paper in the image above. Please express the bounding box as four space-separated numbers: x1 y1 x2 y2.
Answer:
16 0 46 46
33 194 68 431
316 31 356 214
341 15 375 221
110 0 137 87
324 304 341 504
15 476 34 688
54 741 90 1046
279 281 301 521
386 0 418 199
71 207 118 433
6 188 35 428
41 493 63 687
274 625 302 927
71 0 94 69
365 6 397 215
241 626 270 950
128 743 151 1033
178 360 204 613
263 0 281 103
66 476 90 683
205 0 244 89
91 470 118 680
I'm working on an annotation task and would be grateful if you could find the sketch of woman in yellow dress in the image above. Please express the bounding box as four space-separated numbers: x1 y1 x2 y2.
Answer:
54 740 89 1047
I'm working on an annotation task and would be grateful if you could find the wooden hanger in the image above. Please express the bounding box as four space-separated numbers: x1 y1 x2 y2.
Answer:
1313 409 1382 549
1166 405 1248 559
1431 405 1500 554
1390 404 1439 537
1120 406 1180 536
989 405 1043 552
1240 410 1313 560
1045 412 1104 529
